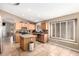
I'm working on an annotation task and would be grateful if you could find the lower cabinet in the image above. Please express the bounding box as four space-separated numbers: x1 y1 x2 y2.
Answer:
37 34 48 43
15 33 20 43
20 37 30 51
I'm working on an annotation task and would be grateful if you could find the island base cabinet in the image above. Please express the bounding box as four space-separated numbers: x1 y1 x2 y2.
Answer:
20 37 30 51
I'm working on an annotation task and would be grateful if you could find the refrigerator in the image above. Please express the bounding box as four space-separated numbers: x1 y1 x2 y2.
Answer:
0 16 2 54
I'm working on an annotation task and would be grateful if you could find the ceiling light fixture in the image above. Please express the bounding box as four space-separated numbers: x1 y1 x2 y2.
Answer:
14 3 20 5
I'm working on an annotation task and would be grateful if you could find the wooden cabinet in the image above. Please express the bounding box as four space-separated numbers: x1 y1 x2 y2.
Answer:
20 35 36 51
36 22 48 43
41 22 48 30
41 34 48 43
37 34 48 43
15 33 20 43
28 23 35 30
15 22 35 43
20 37 30 51
15 22 35 31
15 22 21 30
20 22 28 29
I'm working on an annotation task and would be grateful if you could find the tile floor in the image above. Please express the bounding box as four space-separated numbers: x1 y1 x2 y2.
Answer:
0 40 79 56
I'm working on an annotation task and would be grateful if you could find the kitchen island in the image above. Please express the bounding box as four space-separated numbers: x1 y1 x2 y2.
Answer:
20 34 36 51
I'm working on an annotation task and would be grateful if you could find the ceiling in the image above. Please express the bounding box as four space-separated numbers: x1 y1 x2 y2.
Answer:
0 3 79 22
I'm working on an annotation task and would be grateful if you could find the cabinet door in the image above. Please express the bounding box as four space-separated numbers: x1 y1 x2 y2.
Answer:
41 22 48 30
15 22 21 30
20 37 24 50
40 34 48 43
29 24 35 30
40 35 44 42
16 33 20 43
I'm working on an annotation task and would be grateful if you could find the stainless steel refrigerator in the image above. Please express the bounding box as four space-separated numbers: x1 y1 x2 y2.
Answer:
0 16 2 54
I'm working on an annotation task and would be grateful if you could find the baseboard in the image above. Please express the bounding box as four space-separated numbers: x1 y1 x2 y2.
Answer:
49 40 79 53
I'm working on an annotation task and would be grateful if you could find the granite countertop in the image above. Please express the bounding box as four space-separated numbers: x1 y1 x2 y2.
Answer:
20 34 36 38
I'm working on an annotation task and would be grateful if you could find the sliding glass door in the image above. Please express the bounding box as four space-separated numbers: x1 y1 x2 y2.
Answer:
67 20 74 40
52 24 55 37
56 23 60 37
61 22 66 39
51 19 76 41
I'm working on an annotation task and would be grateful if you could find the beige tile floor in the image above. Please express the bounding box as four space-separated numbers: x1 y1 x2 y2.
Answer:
0 41 79 56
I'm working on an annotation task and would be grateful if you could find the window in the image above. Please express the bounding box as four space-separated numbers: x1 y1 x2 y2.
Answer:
66 20 75 40
61 22 66 38
56 23 60 37
51 19 76 41
52 24 55 37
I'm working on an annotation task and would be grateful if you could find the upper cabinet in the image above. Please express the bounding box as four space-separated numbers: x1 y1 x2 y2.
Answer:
41 21 48 30
15 22 21 30
36 21 48 30
28 23 35 30
15 22 35 31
